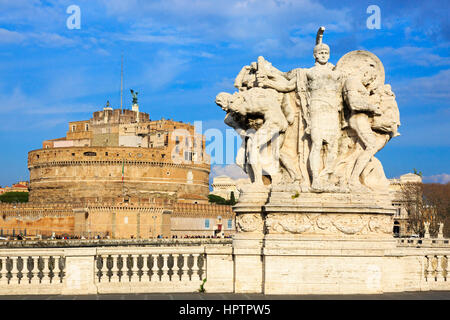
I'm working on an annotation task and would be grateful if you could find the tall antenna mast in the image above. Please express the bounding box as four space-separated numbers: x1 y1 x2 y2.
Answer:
120 53 124 111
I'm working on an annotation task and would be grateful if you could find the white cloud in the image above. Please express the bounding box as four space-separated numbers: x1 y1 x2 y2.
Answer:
117 33 200 46
394 69 450 101
211 164 248 180
100 0 354 50
0 28 26 43
373 46 450 67
423 174 450 184
0 28 78 47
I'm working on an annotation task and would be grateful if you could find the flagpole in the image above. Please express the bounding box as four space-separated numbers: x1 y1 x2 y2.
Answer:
120 53 123 111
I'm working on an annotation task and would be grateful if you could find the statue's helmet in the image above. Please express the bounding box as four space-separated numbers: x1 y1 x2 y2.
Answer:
313 26 330 54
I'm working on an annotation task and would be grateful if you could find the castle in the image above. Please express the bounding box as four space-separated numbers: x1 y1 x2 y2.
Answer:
0 100 234 239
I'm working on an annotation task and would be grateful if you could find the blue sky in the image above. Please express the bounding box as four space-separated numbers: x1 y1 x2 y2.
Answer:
0 0 449 186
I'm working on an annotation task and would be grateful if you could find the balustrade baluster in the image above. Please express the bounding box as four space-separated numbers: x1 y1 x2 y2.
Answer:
41 256 50 284
10 257 19 284
173 254 181 282
144 255 151 281
425 255 433 282
0 257 7 285
110 255 119 282
180 254 189 282
444 256 449 281
31 256 40 285
100 255 109 283
130 255 139 282
57 256 65 283
161 254 170 281
192 254 200 281
150 255 157 281
436 255 444 282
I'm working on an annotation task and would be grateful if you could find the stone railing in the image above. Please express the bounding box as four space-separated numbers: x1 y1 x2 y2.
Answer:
395 238 449 291
0 248 66 295
0 244 233 295
397 238 450 247
94 247 205 293
0 238 232 248
423 254 449 290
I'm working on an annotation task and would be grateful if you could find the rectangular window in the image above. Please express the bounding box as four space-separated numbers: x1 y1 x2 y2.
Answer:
205 219 210 229
184 152 193 161
228 219 233 229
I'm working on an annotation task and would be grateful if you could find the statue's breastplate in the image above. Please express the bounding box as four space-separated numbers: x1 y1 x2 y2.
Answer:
307 67 342 108
307 67 341 96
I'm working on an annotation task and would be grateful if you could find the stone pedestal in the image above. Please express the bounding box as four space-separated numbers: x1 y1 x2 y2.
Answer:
232 198 266 293
62 248 98 295
232 190 402 294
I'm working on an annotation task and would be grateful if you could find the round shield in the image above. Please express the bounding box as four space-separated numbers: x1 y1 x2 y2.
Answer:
336 50 385 86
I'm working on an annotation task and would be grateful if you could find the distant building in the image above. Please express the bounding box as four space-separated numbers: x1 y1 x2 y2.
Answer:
0 181 29 195
389 173 423 237
210 175 250 200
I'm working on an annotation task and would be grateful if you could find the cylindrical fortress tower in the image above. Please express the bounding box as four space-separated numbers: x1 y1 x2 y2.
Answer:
29 106 210 204
28 146 210 203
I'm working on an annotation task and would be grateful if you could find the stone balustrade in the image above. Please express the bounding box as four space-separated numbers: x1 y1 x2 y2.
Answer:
424 254 449 289
0 249 66 295
94 247 206 293
0 243 233 295
0 238 449 295
397 238 450 247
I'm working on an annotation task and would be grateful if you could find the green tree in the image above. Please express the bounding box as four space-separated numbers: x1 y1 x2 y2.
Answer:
228 191 236 205
0 192 29 203
208 194 227 205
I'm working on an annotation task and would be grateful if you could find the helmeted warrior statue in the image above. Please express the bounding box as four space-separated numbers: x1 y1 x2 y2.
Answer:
216 26 400 197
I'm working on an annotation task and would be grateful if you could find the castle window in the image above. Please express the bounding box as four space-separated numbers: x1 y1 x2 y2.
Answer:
228 219 233 229
72 125 76 132
105 152 108 156
204 219 210 229
185 152 192 161
83 152 97 156
85 124 89 131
